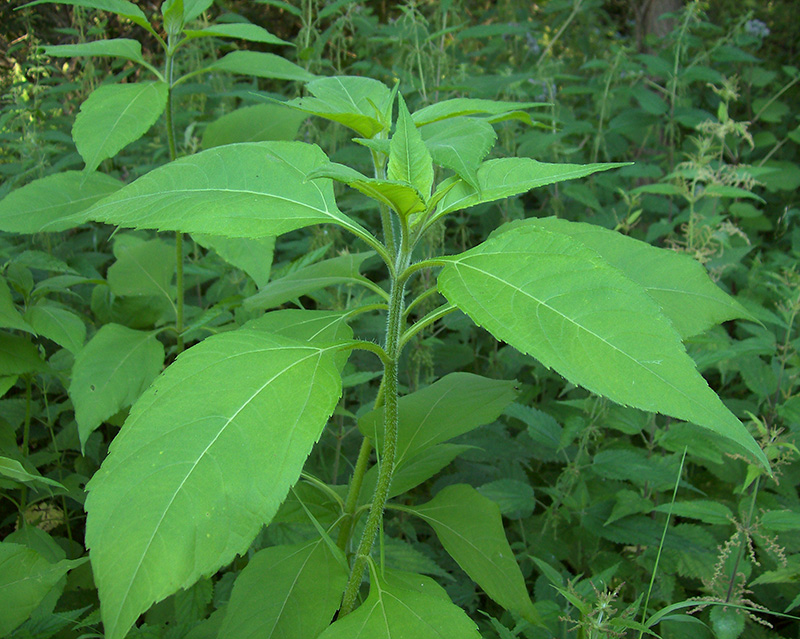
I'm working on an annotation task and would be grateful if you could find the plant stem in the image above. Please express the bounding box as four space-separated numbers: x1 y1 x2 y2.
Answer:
339 251 409 616
336 437 374 550
165 39 184 354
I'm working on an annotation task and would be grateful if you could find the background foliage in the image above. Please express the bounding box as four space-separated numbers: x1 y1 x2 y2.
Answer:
1 1 799 638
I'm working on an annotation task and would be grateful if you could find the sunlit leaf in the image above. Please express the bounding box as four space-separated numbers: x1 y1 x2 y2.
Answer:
437 224 768 468
85 330 347 639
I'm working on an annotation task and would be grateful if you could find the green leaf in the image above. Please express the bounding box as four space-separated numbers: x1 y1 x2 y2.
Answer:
0 276 34 334
82 142 371 241
0 333 45 375
761 510 800 532
183 0 212 21
388 95 434 200
24 303 86 354
183 23 290 46
0 171 122 233
710 606 744 639
84 330 347 639
317 564 481 639
437 224 768 468
435 158 630 218
22 0 155 34
244 310 353 344
107 238 175 308
0 543 86 636
73 82 168 173
243 251 376 311
652 500 733 526
194 234 275 289
408 484 540 624
358 372 517 467
219 540 348 639
526 217 755 338
477 479 535 519
420 117 496 190
201 104 307 149
412 98 546 126
308 162 426 217
0 457 66 489
285 76 392 138
43 39 145 64
206 51 315 82
69 324 164 449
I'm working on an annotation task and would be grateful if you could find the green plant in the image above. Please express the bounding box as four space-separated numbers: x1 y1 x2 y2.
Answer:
3 3 794 639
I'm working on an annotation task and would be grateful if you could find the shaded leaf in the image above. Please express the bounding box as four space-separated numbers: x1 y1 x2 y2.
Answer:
25 303 86 354
69 324 164 449
0 457 66 490
358 372 517 466
0 543 86 636
194 234 275 289
183 23 290 46
408 484 540 624
219 540 348 639
243 251 376 311
317 564 481 639
43 39 144 64
107 238 175 307
206 51 315 82
0 276 34 334
420 117 496 190
84 330 347 639
0 333 45 376
201 104 307 149
22 0 155 34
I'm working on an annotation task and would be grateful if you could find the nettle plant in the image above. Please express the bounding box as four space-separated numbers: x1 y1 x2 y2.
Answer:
0 6 773 639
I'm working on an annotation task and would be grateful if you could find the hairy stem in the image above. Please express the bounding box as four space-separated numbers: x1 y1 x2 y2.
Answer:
340 252 409 615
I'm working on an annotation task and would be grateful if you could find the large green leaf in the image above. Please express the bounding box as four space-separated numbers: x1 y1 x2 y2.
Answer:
0 543 86 636
84 329 347 639
358 372 517 467
412 98 546 126
420 117 497 190
201 104 307 149
388 95 434 201
81 142 371 241
205 51 315 82
285 76 392 138
435 158 630 218
219 540 348 639
243 251 377 311
73 82 168 173
244 309 352 343
69 324 164 449
183 23 290 45
437 224 767 468
522 217 754 338
318 565 481 639
0 171 122 233
43 39 145 64
408 484 540 624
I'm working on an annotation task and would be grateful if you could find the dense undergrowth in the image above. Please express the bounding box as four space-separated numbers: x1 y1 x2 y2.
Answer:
1 1 800 638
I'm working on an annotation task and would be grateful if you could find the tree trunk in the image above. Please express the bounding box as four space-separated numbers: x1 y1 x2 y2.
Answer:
635 0 684 51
